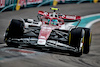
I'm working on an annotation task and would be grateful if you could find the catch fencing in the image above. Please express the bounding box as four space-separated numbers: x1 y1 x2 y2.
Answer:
0 0 98 13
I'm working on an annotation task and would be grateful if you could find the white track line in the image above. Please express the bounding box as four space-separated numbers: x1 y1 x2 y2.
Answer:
86 19 100 28
81 13 100 19
0 43 7 47
82 13 100 28
66 13 100 28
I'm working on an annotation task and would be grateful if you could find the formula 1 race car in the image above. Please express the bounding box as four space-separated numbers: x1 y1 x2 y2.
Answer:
4 7 92 56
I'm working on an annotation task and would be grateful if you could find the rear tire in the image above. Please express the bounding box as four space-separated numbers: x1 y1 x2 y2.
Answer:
83 28 92 54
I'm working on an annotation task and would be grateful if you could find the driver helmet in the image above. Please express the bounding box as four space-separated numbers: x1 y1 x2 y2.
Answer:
48 13 58 25
48 18 58 25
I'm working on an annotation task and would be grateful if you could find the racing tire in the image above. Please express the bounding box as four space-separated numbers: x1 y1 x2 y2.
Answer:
69 28 84 57
6 19 24 37
4 19 24 47
83 28 92 54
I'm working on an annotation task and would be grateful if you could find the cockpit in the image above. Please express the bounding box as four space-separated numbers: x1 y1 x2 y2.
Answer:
40 16 64 26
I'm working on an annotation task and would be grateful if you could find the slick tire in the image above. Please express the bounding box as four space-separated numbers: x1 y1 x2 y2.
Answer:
69 28 84 57
83 28 92 54
69 28 83 47
7 19 24 37
4 19 24 47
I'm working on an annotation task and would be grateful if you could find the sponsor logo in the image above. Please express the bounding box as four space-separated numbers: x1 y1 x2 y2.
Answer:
61 15 76 20
40 36 45 39
42 26 51 29
38 39 46 45
66 16 76 20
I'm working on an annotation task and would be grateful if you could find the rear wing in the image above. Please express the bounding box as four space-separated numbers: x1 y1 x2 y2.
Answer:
38 11 81 28
59 15 81 21
38 11 81 21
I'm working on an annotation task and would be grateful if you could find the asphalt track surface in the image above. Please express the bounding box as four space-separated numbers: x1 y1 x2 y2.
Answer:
0 3 100 67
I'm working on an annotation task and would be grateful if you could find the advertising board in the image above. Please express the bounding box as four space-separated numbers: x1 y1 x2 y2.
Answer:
0 0 5 8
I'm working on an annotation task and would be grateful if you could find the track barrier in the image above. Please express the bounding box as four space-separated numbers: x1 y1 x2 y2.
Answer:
0 0 99 13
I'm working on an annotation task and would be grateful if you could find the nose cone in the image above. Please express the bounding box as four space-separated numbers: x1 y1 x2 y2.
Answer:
38 26 52 45
38 26 52 40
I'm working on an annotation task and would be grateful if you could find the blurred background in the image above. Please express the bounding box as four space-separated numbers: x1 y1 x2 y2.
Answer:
0 0 100 12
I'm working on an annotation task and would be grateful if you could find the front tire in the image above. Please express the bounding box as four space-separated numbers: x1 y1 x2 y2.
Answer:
4 19 24 47
69 28 84 57
7 19 24 37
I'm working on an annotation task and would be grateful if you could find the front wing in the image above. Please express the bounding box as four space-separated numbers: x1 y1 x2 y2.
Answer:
6 37 79 52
